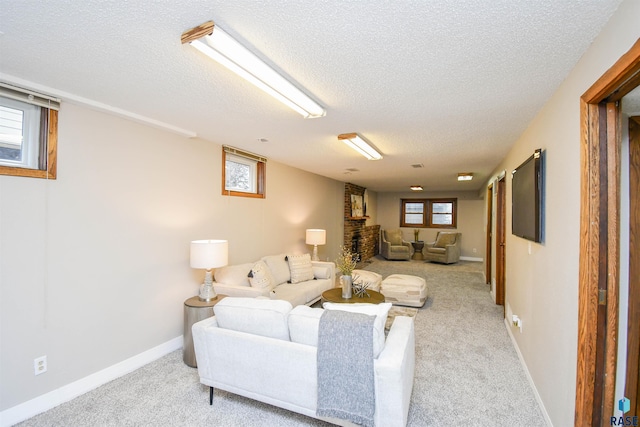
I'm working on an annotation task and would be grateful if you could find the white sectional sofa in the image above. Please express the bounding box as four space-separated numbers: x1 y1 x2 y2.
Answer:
211 253 335 306
192 297 416 427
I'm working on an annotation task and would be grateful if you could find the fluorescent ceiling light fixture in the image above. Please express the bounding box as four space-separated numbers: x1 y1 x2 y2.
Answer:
457 173 474 181
410 185 423 191
337 133 383 160
181 21 325 119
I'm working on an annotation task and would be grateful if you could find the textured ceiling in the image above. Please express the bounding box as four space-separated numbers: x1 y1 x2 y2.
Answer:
0 0 623 192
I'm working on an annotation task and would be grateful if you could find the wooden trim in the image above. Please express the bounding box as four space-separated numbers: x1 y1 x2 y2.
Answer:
576 37 640 426
181 21 214 44
0 108 58 179
626 116 640 416
485 184 493 285
495 176 506 309
582 39 640 103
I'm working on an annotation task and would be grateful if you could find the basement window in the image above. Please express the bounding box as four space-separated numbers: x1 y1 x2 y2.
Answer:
400 198 457 228
0 84 59 179
222 146 266 198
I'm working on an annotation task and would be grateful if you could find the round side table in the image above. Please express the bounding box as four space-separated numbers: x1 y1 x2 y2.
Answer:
321 288 385 305
411 241 425 260
183 295 226 368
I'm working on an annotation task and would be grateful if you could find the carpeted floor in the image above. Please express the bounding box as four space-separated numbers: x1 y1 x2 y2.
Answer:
17 257 547 426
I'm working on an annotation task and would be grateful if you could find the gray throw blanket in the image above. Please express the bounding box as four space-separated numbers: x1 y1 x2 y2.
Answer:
316 309 376 427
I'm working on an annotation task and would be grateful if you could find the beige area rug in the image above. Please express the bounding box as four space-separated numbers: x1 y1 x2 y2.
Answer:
385 306 418 334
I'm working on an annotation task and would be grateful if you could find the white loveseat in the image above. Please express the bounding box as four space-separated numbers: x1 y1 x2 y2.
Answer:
211 253 335 307
192 297 416 427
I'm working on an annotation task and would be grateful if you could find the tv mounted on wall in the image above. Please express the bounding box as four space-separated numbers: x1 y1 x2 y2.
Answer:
511 149 544 243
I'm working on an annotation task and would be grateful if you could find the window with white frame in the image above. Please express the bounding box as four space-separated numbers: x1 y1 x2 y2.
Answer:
0 83 60 179
222 146 266 198
0 97 41 169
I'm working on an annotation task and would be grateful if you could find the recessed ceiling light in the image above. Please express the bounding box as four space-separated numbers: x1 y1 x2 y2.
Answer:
257 138 269 143
410 185 423 191
458 173 474 181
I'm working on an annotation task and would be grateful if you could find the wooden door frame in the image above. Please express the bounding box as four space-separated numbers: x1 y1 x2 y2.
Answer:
575 38 640 426
626 116 640 416
495 176 506 309
486 183 493 285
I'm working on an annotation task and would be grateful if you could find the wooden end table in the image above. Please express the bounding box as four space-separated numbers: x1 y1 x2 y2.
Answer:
411 241 425 260
321 288 385 305
183 294 226 367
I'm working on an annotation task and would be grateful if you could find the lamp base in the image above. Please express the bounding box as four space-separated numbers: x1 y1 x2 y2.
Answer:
312 245 319 262
199 282 217 302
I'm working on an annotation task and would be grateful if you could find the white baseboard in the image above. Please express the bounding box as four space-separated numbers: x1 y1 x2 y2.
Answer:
503 319 554 427
460 256 483 262
1 336 183 427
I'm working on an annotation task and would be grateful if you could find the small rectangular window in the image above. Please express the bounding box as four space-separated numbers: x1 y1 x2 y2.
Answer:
0 83 59 179
222 146 266 198
400 198 457 228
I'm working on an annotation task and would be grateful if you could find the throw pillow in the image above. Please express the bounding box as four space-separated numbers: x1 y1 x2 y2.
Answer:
214 263 254 287
322 302 392 357
248 260 275 289
286 253 315 284
434 232 457 248
312 265 332 280
262 254 291 285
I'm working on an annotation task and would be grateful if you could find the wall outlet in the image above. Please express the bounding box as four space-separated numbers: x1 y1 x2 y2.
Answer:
34 356 47 375
512 315 523 333
472 248 477 253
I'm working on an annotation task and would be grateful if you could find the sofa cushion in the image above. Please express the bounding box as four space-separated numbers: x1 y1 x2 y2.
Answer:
322 302 392 357
248 260 276 289
288 305 324 346
262 254 291 285
270 283 309 307
214 263 253 287
213 297 292 341
286 253 314 284
434 232 457 248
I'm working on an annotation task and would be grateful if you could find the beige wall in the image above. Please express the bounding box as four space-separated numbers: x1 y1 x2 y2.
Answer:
376 191 485 259
484 1 640 425
0 103 344 412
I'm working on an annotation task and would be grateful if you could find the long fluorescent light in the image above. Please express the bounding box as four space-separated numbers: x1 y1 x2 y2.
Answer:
181 21 325 119
338 133 383 160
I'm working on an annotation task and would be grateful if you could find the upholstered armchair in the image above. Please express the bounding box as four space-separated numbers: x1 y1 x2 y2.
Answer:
424 232 461 264
380 229 412 261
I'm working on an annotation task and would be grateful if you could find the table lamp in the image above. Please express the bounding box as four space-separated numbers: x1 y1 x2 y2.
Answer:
190 239 228 301
305 229 326 261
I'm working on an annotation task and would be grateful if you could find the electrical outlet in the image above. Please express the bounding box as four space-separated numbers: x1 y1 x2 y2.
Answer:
472 248 477 253
512 315 523 333
34 356 47 375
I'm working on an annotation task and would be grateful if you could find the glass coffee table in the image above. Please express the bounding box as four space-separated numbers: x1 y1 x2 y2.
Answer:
321 288 385 305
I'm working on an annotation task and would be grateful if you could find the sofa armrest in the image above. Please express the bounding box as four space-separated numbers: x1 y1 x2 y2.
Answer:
212 283 271 298
311 261 335 280
374 316 415 427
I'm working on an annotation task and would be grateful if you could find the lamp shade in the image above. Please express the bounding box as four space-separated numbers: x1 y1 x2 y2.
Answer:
305 229 326 245
190 240 228 269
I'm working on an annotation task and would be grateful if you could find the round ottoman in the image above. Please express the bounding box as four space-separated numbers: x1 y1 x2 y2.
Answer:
381 274 428 307
352 269 382 292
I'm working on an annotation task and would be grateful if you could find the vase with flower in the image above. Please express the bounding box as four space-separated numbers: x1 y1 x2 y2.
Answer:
335 245 359 299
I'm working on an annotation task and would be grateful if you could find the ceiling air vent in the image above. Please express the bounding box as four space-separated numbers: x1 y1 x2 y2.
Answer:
411 163 424 168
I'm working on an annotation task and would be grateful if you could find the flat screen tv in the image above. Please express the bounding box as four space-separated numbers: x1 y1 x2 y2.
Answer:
511 149 543 243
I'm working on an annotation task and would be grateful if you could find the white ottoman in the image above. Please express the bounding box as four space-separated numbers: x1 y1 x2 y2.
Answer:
352 269 382 292
381 274 428 307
